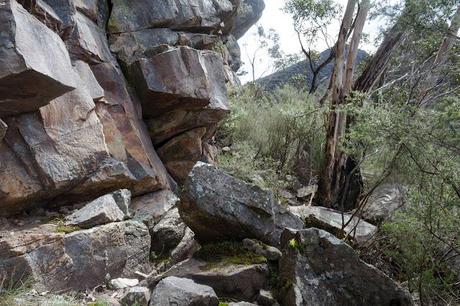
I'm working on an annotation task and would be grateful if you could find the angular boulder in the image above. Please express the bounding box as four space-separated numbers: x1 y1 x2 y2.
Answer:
278 228 414 306
64 221 151 290
64 191 129 229
108 0 234 34
72 60 105 100
362 183 405 223
232 0 265 39
0 220 150 291
148 258 268 302
157 127 207 183
146 107 228 146
0 77 137 215
0 0 75 116
128 47 228 117
151 208 187 255
91 62 171 195
289 205 377 245
179 162 304 247
150 276 218 306
190 263 269 301
67 11 112 63
131 190 180 230
121 286 151 306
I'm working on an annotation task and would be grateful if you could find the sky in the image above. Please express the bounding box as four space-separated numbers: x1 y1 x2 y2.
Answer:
237 0 384 83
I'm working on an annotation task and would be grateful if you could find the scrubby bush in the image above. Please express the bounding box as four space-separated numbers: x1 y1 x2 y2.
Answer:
344 97 460 304
218 84 326 190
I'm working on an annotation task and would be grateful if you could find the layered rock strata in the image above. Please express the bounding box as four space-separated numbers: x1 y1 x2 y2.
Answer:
0 0 262 216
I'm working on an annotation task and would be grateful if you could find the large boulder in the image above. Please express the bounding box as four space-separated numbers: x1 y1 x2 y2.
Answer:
0 0 76 116
147 258 268 302
179 162 304 247
362 183 405 223
289 206 377 245
278 228 414 306
157 127 208 183
131 190 180 230
67 11 113 63
232 0 265 39
150 276 219 306
91 61 171 195
0 220 150 291
109 28 220 66
128 47 228 118
108 0 235 34
150 208 187 255
146 108 227 147
0 76 137 215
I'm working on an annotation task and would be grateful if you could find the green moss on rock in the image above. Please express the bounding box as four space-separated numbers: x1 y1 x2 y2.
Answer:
194 241 267 270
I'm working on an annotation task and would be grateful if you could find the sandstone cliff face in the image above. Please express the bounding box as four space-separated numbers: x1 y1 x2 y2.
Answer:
0 0 262 216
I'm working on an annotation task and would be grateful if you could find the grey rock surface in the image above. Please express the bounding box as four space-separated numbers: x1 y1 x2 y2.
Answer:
289 205 377 245
0 0 76 116
121 286 151 306
278 228 414 306
0 220 150 291
64 192 128 229
150 276 218 306
180 162 304 247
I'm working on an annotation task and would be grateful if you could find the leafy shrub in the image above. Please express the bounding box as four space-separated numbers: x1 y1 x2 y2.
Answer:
345 97 460 304
218 84 326 188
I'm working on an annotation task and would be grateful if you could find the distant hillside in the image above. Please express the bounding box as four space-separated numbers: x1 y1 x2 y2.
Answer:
257 49 368 91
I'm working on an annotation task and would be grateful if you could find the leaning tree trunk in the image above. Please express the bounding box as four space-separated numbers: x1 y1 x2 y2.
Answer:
417 4 460 107
354 24 406 92
319 0 370 210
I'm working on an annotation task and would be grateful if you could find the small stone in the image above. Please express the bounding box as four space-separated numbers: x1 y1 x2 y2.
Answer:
257 289 279 306
110 278 139 290
222 146 231 152
120 286 150 306
64 193 125 229
150 276 218 306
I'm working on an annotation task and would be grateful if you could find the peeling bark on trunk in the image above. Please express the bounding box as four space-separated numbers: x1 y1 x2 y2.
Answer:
353 29 405 92
319 0 370 211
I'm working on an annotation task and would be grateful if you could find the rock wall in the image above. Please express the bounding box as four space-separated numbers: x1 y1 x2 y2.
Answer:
0 0 263 217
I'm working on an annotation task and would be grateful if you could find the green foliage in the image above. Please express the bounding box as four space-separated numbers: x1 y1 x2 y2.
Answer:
219 84 326 190
194 241 267 270
345 97 460 303
284 0 341 45
55 225 81 234
0 279 81 306
88 300 110 306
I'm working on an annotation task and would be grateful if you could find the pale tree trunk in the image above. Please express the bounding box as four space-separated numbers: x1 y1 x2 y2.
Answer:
354 23 406 92
319 0 370 210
